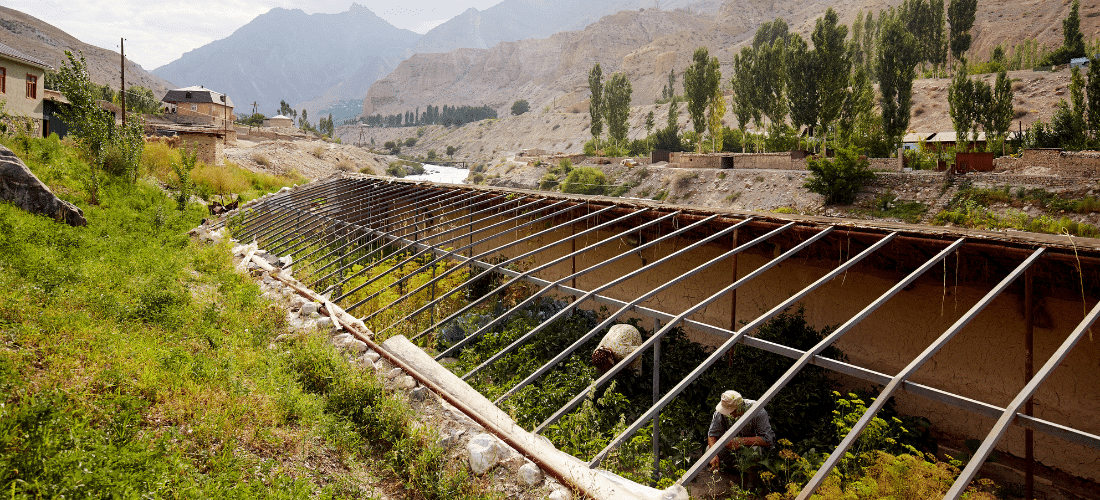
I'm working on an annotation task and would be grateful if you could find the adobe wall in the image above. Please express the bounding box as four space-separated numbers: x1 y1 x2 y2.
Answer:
178 132 223 166
406 207 1100 482
995 149 1100 177
668 153 902 172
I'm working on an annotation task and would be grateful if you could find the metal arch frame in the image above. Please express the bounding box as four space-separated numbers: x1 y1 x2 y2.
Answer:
680 237 967 485
944 298 1100 499
586 230 896 468
233 179 1100 496
408 208 647 343
436 210 685 361
364 200 583 327
460 214 736 381
376 204 619 339
535 225 839 436
334 194 546 308
304 188 485 286
235 179 361 242
795 247 1046 500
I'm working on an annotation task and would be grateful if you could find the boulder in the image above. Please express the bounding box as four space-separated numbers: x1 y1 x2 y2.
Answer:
467 433 503 475
518 462 543 487
0 145 86 226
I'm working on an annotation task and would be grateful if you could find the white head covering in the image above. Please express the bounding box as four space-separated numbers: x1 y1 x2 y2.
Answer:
716 390 745 416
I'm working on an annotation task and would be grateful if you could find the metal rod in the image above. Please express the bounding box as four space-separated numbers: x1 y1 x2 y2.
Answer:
237 180 354 241
1025 267 1035 500
498 219 782 405
359 199 570 323
377 204 615 339
339 196 547 310
680 235 961 485
460 214 728 379
333 193 516 304
795 247 1046 500
407 208 645 343
436 211 683 360
652 316 661 486
535 225 832 435
944 297 1100 500
256 182 411 251
587 227 890 468
304 188 477 284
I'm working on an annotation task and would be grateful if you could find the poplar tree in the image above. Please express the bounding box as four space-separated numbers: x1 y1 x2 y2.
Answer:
604 72 633 145
813 8 850 147
588 64 604 148
786 33 819 148
1064 0 1086 60
947 63 976 150
879 17 918 150
731 47 758 153
1087 56 1100 142
948 0 977 62
991 70 1014 155
707 90 726 152
684 47 721 149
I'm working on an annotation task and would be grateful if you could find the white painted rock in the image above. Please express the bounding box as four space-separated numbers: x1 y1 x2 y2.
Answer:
548 488 572 500
345 339 367 353
365 351 380 363
300 302 321 315
316 317 334 329
385 367 403 380
517 462 543 487
467 433 502 475
395 375 416 390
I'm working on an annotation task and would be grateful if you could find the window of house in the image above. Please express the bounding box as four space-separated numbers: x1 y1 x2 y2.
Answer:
191 104 197 111
0 67 5 93
26 74 36 99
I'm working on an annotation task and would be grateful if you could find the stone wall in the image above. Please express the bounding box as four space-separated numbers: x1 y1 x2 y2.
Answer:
178 132 223 166
667 152 903 172
995 149 1100 177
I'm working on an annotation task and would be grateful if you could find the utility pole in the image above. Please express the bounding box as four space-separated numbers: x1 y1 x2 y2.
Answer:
251 101 258 115
120 38 125 125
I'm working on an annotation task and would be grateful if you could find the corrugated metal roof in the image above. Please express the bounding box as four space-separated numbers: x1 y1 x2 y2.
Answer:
161 85 234 107
0 41 51 70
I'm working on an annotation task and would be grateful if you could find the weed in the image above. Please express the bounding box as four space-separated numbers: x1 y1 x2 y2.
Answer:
726 191 742 203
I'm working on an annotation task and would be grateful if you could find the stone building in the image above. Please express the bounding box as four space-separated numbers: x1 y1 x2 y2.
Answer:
262 114 294 128
161 86 234 129
0 41 51 136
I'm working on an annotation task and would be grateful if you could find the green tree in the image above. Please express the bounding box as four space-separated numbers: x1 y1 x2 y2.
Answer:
446 145 458 158
239 113 265 127
644 111 655 151
991 70 1015 155
803 147 875 205
948 0 977 62
588 64 604 149
731 47 759 153
53 51 145 201
839 67 876 148
1087 56 1100 143
1064 0 1086 60
511 99 530 116
279 100 295 118
757 34 788 143
561 166 607 195
299 109 309 130
974 78 994 151
948 64 976 151
786 33 819 149
813 8 850 148
125 85 159 115
603 72 633 145
683 47 721 148
878 17 919 151
707 90 726 153
929 0 949 72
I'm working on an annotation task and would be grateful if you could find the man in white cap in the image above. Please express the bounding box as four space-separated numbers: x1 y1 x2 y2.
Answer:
707 390 775 469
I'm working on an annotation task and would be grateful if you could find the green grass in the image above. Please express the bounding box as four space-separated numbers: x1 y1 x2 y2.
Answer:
0 135 495 499
856 194 929 224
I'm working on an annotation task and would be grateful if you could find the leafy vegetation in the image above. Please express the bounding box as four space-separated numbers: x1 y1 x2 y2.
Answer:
933 185 1100 236
803 148 876 204
560 166 607 196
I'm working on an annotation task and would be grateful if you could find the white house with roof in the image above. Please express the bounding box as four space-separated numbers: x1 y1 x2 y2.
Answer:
0 41 52 135
262 114 294 128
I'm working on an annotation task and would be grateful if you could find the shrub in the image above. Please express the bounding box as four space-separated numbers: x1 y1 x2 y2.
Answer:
511 99 530 116
803 148 876 205
384 140 397 150
561 166 607 195
404 137 417 147
252 153 271 167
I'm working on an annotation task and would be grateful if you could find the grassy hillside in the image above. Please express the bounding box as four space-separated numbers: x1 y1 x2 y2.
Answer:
0 136 493 499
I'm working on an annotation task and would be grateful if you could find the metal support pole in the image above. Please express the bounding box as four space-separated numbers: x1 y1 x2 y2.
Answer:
1025 268 1035 500
587 228 891 468
536 225 833 435
652 316 661 486
795 248 1045 500
944 296 1100 500
681 236 961 485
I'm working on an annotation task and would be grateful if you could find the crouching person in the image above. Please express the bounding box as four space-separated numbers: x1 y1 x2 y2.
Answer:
707 390 775 470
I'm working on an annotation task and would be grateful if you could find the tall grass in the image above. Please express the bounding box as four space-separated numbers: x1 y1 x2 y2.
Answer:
144 141 306 201
0 135 494 499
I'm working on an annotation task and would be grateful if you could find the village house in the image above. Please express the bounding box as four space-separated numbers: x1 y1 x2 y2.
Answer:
160 85 234 129
262 114 293 128
0 41 51 136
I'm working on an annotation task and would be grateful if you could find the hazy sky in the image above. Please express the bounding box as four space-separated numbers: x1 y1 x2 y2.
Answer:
3 0 503 70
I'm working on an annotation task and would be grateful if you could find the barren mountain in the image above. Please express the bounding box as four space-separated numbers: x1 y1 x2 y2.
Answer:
361 0 1100 121
0 7 174 98
153 3 419 116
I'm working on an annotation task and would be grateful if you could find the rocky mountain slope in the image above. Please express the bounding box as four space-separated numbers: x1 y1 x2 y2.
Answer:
153 4 419 117
361 0 1099 120
0 7 174 98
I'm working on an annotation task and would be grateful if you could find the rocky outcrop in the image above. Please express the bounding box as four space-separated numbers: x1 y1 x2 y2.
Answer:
0 145 85 226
